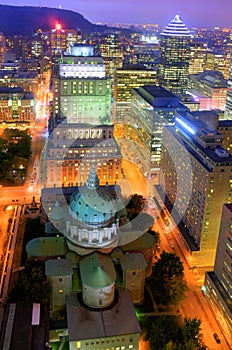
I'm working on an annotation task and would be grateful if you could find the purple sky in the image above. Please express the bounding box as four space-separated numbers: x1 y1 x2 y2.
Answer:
0 0 231 28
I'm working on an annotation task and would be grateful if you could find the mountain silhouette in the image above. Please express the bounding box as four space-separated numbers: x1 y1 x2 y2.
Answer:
0 4 99 36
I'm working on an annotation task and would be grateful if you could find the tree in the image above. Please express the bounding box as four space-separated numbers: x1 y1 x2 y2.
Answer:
144 316 208 350
126 194 145 214
145 316 179 350
151 251 188 306
174 318 208 350
153 251 184 279
8 260 51 304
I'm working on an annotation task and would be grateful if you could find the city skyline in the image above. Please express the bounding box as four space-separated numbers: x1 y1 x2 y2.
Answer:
0 0 232 28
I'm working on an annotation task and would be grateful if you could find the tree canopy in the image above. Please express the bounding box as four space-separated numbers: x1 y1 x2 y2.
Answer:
8 260 50 304
145 316 208 350
151 251 188 306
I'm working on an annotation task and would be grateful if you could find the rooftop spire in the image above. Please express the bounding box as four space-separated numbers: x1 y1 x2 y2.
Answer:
86 162 100 190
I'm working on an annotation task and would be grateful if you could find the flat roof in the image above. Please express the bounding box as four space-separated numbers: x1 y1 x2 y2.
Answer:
134 85 189 110
166 125 232 166
121 232 156 251
140 85 177 99
120 253 147 270
66 289 141 341
45 258 73 276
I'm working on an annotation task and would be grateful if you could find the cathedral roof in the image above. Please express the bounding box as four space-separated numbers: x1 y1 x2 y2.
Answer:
70 164 116 227
26 237 68 257
161 15 191 37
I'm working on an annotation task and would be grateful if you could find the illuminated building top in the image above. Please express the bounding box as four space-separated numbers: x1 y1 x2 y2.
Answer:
174 113 231 156
60 45 106 79
68 44 94 57
161 15 191 37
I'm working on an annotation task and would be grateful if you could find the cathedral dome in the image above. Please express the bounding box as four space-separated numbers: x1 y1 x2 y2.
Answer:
70 164 116 228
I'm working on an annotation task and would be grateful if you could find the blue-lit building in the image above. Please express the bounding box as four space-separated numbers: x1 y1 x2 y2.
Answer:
158 15 191 94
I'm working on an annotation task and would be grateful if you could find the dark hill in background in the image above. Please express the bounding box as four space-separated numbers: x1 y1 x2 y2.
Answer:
0 4 100 36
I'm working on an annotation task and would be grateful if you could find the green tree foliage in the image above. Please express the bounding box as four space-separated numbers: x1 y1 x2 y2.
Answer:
151 251 188 306
145 316 208 350
8 260 50 304
145 316 179 350
126 194 145 219
174 317 207 350
0 129 31 183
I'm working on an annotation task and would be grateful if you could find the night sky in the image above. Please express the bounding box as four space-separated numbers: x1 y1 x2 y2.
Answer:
0 0 231 28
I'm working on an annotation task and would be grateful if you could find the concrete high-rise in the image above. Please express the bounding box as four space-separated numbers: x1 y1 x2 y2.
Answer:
158 15 191 94
160 113 232 267
204 204 232 347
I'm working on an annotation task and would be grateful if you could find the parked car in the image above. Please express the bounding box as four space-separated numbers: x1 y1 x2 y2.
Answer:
213 333 221 344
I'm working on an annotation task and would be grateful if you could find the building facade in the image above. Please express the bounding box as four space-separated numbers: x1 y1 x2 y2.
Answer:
114 65 158 102
188 70 228 111
204 204 232 347
224 58 232 119
160 113 232 267
0 87 35 124
115 86 189 175
188 38 207 75
46 44 122 187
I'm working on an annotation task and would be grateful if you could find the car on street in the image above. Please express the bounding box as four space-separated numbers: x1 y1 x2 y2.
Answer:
213 333 221 344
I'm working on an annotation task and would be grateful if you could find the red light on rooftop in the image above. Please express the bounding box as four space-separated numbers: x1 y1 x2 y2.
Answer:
55 22 62 31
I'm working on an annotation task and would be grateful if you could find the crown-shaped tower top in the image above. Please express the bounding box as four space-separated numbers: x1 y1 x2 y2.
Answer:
161 15 191 37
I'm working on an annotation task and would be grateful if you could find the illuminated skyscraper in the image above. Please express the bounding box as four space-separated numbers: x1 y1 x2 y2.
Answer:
158 15 191 93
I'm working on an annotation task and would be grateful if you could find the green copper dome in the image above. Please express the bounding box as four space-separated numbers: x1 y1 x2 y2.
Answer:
80 252 116 288
70 164 116 228
50 201 65 221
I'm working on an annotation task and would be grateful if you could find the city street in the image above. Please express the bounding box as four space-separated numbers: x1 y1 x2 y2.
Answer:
147 200 231 350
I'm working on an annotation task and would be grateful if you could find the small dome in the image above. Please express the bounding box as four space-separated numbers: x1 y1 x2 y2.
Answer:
50 201 65 221
80 252 116 288
70 164 116 227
